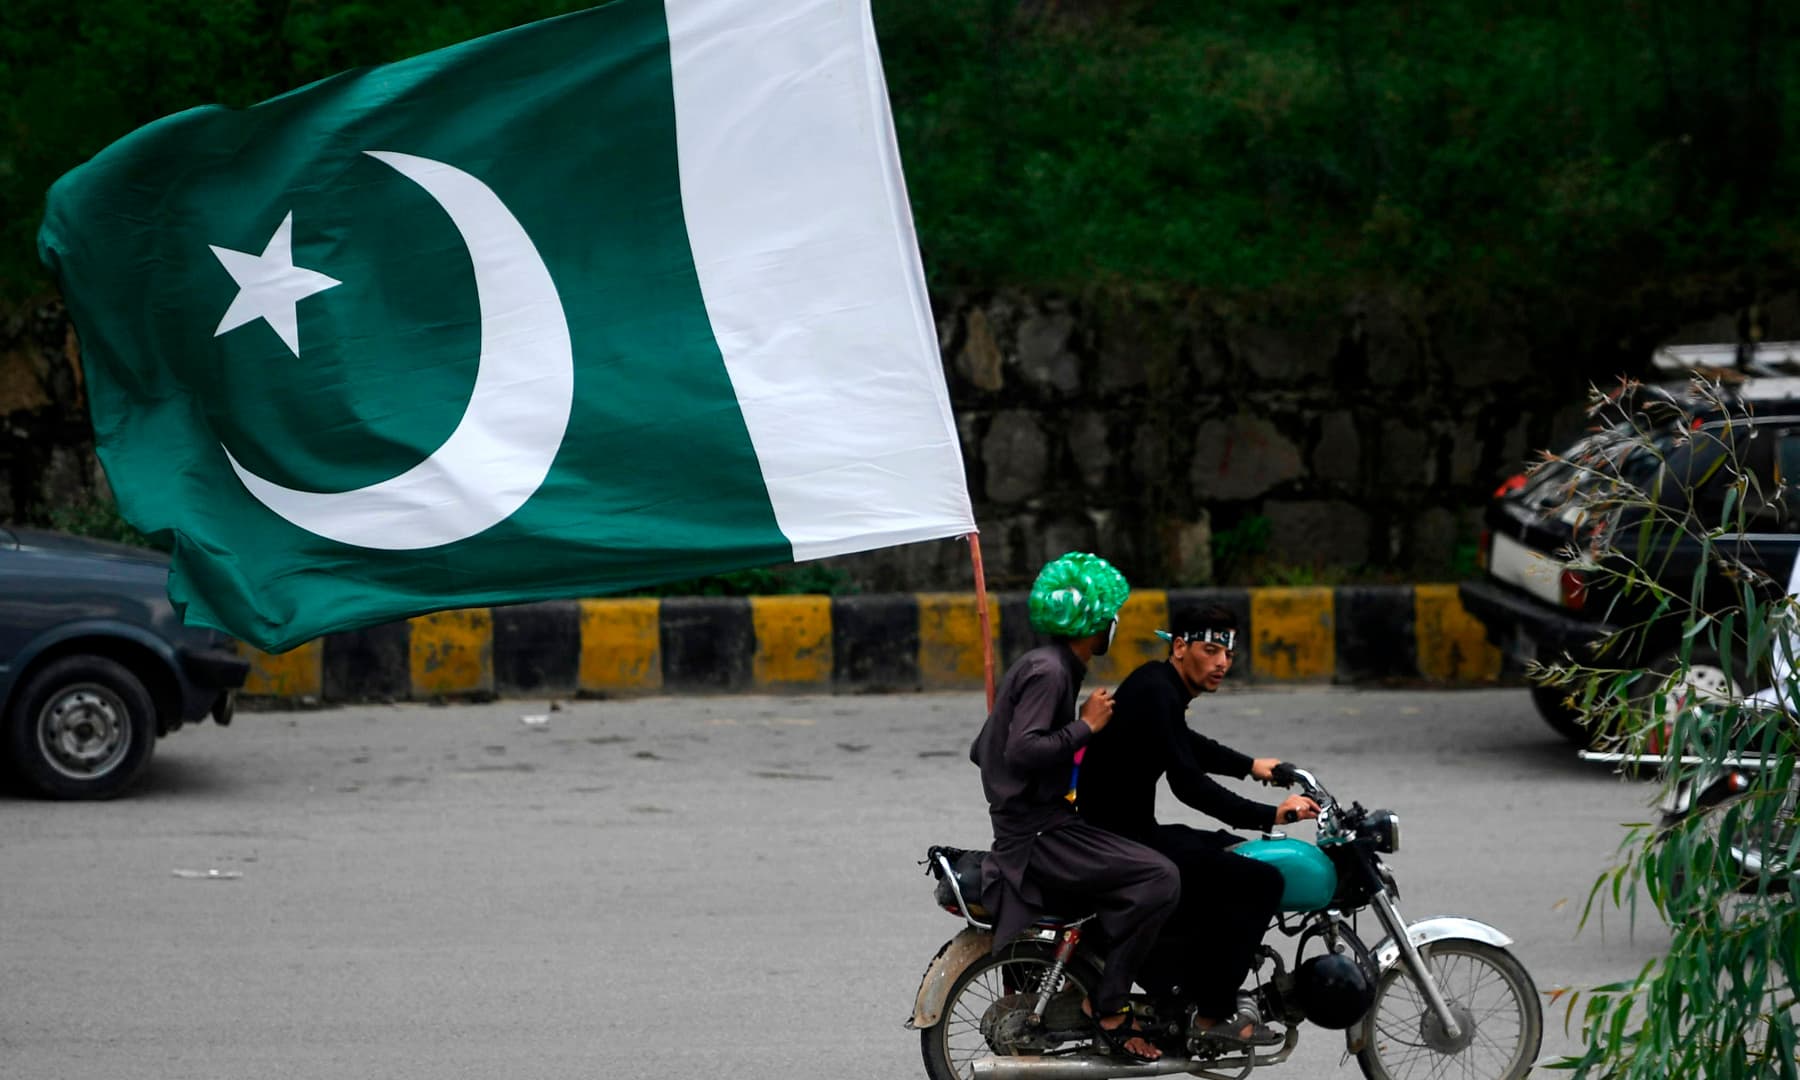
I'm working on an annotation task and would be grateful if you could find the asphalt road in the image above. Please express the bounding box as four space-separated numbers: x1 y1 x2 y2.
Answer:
3 686 1672 1080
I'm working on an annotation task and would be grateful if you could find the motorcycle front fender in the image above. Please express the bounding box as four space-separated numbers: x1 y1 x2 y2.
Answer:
909 927 995 1029
1345 917 1518 1056
1369 915 1514 973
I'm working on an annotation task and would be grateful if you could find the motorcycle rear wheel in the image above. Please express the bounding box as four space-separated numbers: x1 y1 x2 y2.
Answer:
1356 939 1542 1080
1660 782 1796 922
920 940 1103 1080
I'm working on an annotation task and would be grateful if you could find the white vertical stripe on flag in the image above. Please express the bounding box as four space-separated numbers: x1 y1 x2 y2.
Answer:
666 0 977 561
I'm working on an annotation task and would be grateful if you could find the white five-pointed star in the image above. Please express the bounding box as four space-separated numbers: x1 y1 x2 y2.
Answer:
209 212 341 357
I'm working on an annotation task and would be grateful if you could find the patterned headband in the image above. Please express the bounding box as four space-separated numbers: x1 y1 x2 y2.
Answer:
1154 628 1237 651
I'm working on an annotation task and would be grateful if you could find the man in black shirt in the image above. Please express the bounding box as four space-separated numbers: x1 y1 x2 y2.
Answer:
1075 605 1318 1046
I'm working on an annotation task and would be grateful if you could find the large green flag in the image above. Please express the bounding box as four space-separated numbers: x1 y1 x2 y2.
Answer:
38 0 974 653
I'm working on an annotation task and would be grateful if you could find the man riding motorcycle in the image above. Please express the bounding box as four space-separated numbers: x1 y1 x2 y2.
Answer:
1074 605 1319 1047
967 552 1180 1063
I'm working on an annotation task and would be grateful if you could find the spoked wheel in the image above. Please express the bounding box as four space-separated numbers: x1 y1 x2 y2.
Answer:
1356 939 1542 1080
920 941 1102 1080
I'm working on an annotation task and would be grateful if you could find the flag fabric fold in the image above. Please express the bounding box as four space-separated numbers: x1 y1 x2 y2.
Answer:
38 0 974 653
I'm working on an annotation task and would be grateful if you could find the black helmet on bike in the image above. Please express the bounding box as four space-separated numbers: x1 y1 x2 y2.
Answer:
1293 952 1376 1029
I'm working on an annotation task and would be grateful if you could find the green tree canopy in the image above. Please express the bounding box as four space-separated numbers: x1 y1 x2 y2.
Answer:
5 0 1800 324
880 0 1800 310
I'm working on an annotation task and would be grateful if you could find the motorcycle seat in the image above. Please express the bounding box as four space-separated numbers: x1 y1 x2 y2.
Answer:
925 845 1092 926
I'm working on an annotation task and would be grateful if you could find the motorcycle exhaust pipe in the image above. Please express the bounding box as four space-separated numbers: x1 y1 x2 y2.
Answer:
969 1056 1209 1079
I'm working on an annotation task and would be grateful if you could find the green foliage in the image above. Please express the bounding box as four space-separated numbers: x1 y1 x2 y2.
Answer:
876 0 1800 308
1449 541 1481 581
5 1 1800 317
1207 513 1397 585
1258 561 1400 588
44 489 162 550
1210 513 1270 582
1537 380 1799 1078
0 0 591 297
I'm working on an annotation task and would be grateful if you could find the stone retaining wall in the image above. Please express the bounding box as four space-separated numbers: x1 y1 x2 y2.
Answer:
8 291 1792 595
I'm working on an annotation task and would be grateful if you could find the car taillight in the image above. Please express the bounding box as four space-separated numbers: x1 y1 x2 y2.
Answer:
1494 474 1526 498
1560 568 1587 610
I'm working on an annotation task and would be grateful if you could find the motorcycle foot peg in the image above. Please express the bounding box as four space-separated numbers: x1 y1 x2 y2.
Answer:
1237 991 1265 1023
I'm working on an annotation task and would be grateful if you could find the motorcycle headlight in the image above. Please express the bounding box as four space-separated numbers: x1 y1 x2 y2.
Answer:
1365 809 1400 854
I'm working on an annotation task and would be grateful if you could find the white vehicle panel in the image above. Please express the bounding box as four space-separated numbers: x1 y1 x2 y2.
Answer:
1489 532 1566 606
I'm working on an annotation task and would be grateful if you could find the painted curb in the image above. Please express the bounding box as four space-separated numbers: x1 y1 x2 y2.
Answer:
238 585 1503 705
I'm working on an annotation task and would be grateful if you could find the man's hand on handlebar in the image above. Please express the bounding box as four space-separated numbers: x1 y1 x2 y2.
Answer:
1274 794 1320 826
1260 760 1307 789
1254 762 1321 822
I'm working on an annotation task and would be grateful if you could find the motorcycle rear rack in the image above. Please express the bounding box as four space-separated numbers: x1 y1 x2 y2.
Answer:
936 850 994 931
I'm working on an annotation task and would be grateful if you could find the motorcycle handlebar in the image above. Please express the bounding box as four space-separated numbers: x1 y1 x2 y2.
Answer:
1269 763 1333 820
1270 762 1323 795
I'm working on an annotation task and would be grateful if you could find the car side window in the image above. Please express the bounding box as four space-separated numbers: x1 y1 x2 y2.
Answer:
1689 427 1785 532
1776 431 1800 532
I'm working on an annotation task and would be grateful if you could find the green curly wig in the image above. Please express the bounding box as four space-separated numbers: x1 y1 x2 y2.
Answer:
1028 552 1130 638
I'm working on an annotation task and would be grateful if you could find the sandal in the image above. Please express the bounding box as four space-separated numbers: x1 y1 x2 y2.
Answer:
1191 1010 1283 1048
1089 1006 1161 1063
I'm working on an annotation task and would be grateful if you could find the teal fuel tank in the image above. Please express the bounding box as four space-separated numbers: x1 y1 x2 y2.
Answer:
1229 836 1337 912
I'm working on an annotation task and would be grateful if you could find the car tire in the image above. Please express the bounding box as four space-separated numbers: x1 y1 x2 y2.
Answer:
1619 644 1750 761
5 655 157 800
1532 644 1750 747
1530 679 1591 745
1629 645 1745 712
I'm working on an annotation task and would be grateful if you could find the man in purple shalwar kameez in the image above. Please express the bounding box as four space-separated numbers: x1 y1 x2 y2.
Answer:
969 552 1180 1063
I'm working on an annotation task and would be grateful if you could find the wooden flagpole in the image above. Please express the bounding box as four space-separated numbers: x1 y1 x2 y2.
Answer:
969 533 996 710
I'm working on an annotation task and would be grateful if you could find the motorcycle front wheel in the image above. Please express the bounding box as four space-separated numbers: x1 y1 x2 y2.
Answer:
1356 939 1542 1080
920 940 1103 1080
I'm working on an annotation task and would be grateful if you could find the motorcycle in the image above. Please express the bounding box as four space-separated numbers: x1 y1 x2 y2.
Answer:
1580 702 1798 908
908 765 1543 1080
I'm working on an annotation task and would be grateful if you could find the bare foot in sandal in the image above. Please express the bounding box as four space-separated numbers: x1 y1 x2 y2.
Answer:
1083 1002 1162 1061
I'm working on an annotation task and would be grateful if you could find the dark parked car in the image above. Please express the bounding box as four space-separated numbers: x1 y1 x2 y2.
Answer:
0 526 248 798
1461 357 1800 743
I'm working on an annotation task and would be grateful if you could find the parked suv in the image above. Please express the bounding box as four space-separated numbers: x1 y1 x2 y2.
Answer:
1461 344 1800 743
0 526 249 798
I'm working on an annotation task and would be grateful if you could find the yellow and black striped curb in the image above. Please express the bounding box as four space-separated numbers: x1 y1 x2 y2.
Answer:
237 585 1502 704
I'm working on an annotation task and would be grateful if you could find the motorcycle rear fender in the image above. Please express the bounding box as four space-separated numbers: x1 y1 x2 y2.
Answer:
909 927 994 1029
1347 917 1516 1055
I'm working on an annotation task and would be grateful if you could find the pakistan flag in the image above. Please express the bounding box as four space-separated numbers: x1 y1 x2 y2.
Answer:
37 0 974 653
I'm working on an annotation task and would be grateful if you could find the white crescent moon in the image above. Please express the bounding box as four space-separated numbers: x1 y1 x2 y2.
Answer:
222 150 574 550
